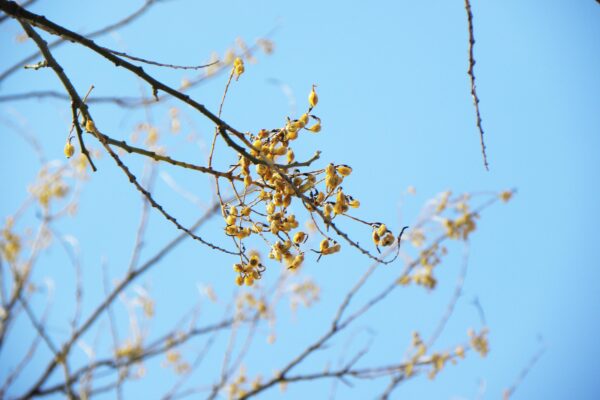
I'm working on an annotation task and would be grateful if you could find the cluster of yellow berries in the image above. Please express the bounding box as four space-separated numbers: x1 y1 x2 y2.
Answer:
442 212 478 240
233 57 244 79
468 327 489 357
227 367 262 400
403 331 427 377
372 223 395 249
398 244 446 289
235 292 269 320
289 278 320 311
403 329 487 381
29 168 69 208
233 253 266 286
0 219 21 264
318 238 341 256
114 340 144 361
223 84 398 286
162 350 191 375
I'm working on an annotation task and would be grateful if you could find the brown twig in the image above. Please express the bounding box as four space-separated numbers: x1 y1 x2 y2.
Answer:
0 1 245 137
69 101 97 171
464 0 489 171
104 47 219 70
0 0 35 23
18 18 238 255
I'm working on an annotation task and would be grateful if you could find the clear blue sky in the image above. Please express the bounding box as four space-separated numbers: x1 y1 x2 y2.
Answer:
1 0 599 399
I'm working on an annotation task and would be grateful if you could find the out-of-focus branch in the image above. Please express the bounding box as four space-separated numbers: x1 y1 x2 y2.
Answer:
45 225 84 333
15 201 222 400
0 90 146 107
0 292 50 396
18 295 77 399
34 317 238 397
126 163 155 273
0 218 47 349
427 242 470 347
503 344 546 399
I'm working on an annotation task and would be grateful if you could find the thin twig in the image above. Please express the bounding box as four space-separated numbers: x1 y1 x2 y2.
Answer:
17 19 237 255
503 344 546 399
102 263 123 400
15 202 222 400
18 295 77 399
464 0 489 170
426 242 470 347
105 47 219 70
127 162 155 272
0 90 145 107
35 318 237 397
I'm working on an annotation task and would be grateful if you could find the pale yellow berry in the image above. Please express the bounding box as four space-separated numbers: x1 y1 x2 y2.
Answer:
64 141 75 158
308 85 318 107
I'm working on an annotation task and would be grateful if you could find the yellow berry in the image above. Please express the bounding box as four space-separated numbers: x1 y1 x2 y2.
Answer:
293 231 307 244
64 141 75 158
233 263 244 273
336 165 352 176
308 85 318 107
307 122 321 133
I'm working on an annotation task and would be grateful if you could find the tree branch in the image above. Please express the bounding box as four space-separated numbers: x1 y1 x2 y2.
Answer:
464 0 489 170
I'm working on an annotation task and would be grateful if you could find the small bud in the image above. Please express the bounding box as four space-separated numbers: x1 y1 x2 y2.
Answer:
85 119 97 133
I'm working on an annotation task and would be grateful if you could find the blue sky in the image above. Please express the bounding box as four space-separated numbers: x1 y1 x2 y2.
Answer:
1 0 599 399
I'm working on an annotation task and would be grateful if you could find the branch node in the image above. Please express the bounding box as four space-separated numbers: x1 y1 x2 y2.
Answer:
23 60 48 70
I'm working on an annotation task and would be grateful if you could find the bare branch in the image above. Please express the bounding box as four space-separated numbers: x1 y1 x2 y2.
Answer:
427 242 470 347
0 90 146 107
503 344 546 399
464 0 489 170
15 202 222 399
